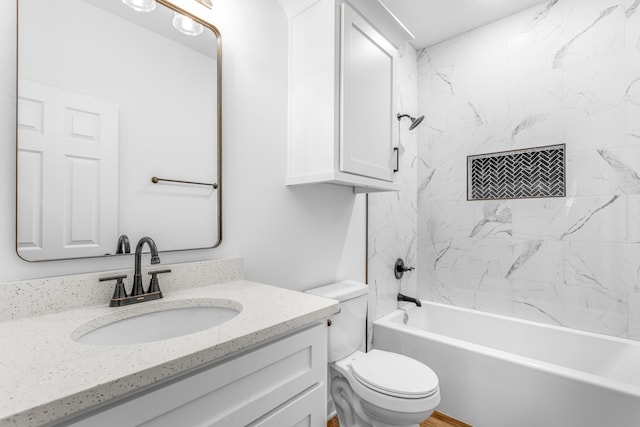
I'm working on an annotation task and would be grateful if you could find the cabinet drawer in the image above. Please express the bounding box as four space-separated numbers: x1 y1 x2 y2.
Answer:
67 324 327 427
248 384 326 427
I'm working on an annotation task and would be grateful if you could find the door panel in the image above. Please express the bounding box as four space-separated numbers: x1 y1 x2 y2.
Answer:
17 80 118 260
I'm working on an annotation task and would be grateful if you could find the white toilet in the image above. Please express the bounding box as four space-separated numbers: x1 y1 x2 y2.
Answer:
307 280 440 427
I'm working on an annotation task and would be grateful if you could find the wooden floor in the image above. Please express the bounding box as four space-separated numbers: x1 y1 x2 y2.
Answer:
422 412 472 427
327 411 471 427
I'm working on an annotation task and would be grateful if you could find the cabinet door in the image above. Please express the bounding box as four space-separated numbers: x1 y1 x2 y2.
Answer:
340 3 397 182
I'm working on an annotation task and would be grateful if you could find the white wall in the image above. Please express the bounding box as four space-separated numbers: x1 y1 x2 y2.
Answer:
0 0 366 290
418 0 640 339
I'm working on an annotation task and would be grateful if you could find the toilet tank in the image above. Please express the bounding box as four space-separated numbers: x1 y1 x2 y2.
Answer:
306 280 368 363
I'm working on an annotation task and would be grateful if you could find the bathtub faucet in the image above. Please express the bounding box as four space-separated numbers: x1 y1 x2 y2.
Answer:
397 293 422 307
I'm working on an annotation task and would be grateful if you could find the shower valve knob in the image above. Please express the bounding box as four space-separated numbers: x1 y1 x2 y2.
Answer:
394 258 414 279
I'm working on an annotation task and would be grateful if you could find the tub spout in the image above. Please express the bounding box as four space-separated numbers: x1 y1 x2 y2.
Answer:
397 293 422 307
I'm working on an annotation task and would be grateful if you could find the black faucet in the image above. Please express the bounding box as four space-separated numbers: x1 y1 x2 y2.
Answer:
132 237 161 296
100 237 168 307
115 234 131 254
397 293 422 307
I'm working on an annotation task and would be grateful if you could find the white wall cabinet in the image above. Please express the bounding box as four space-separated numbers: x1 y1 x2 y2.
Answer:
284 0 412 193
64 324 327 427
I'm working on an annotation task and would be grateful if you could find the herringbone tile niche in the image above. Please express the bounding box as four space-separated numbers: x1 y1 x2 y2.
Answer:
467 144 565 201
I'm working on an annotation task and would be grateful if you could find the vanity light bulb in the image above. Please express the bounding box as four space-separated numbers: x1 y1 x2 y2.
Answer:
172 12 204 37
122 0 157 12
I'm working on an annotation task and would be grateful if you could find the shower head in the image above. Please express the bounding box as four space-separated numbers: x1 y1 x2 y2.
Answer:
397 113 424 130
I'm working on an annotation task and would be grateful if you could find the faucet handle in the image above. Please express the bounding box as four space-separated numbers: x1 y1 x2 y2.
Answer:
147 269 171 294
394 258 415 279
99 274 128 307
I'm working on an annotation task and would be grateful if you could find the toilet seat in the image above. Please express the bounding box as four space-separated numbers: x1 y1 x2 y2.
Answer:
349 350 439 399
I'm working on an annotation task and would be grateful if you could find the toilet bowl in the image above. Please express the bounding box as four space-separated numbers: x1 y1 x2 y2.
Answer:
306 280 440 427
331 350 440 427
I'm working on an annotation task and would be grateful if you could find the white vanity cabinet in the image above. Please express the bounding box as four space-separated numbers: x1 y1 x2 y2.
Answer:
284 0 413 193
66 324 327 427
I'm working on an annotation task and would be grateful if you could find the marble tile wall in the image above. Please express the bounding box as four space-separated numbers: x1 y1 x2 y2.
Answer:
417 0 640 339
367 44 418 348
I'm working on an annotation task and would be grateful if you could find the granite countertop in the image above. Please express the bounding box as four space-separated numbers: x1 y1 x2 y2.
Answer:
0 279 339 426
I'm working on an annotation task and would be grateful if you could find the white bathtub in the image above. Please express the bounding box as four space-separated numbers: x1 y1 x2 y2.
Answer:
373 301 640 427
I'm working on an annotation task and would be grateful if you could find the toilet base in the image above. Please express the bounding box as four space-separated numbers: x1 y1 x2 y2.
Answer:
331 376 434 427
360 398 434 427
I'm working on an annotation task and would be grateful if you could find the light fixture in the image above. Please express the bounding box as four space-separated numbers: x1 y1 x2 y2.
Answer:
172 12 204 36
122 0 156 13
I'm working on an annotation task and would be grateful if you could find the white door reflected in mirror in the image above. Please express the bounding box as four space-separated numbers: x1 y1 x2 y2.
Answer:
18 81 119 260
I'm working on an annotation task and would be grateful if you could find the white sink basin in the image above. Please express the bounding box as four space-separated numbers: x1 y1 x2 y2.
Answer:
74 303 241 346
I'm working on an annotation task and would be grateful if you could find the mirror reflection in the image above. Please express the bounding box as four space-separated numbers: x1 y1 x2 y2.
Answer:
16 0 221 261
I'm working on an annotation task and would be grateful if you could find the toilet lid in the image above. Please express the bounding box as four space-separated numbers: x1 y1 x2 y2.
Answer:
349 350 438 399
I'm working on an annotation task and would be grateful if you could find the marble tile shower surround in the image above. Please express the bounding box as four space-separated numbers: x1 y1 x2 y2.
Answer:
416 0 640 339
367 44 418 348
0 258 243 321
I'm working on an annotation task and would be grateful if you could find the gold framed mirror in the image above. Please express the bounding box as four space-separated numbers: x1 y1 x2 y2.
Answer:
16 0 222 261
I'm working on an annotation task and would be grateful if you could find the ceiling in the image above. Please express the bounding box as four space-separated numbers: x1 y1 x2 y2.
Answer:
379 0 547 49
